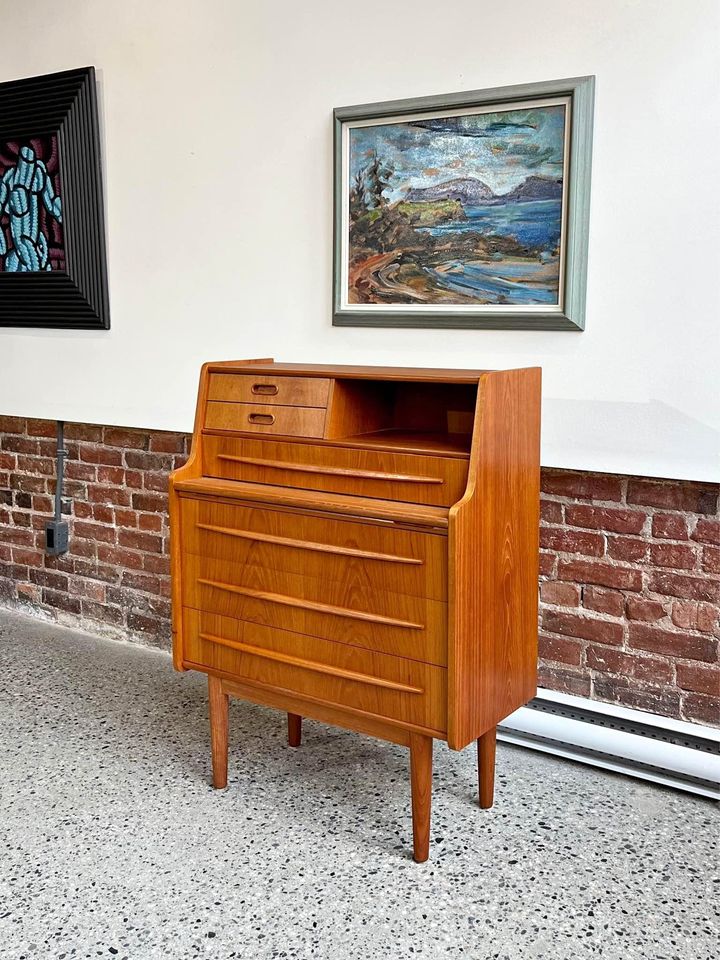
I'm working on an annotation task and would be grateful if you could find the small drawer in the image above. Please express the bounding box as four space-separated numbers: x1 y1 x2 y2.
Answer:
208 373 330 408
205 401 326 438
182 608 447 734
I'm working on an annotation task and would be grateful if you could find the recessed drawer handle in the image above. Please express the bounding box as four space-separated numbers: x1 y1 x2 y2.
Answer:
248 412 275 425
251 383 279 396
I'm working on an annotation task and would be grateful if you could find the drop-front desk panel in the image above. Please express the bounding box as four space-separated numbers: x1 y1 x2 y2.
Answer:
170 360 541 862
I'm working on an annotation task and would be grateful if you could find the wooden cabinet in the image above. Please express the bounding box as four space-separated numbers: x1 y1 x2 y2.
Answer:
170 359 541 862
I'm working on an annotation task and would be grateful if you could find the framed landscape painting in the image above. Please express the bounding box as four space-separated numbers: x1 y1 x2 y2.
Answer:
333 76 594 330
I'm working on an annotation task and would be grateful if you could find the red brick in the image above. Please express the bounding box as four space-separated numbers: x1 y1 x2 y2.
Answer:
117 528 162 553
17 582 42 603
81 600 124 626
586 646 673 684
541 470 623 502
72 560 121 584
626 597 667 623
126 610 170 641
65 423 103 442
26 419 56 438
652 514 689 540
594 676 681 718
558 559 642 591
540 581 580 606
138 513 163 532
142 472 170 493
583 586 624 617
42 588 81 615
607 536 648 563
141 553 171 575
96 544 144 570
0 416 26 433
96 466 126 485
11 547 44 567
540 499 563 524
628 623 717 662
702 546 720 575
103 427 148 449
9 473 47 494
542 609 624 646
125 470 143 489
670 600 719 632
538 665 591 697
65 461 97 482
0 453 16 470
682 692 720 725
692 518 720 545
120 570 161 594
131 491 168 513
88 484 132 507
649 571 720 603
29 568 69 591
149 432 187 454
90 504 114 524
538 634 583 665
16 455 55 476
676 664 720 696
0 525 34 546
74 521 116 544
539 553 556 576
114 509 139 528
79 444 122 466
627 479 718 514
124 451 174 471
566 505 646 535
68 579 106 602
540 527 604 557
649 542 697 570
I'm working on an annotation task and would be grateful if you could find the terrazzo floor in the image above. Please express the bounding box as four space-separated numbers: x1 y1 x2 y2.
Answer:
0 608 717 960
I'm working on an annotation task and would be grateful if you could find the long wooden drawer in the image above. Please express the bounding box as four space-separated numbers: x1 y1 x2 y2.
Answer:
208 373 330 407
205 402 326 438
202 435 468 507
180 498 447 602
181 555 447 666
183 608 447 733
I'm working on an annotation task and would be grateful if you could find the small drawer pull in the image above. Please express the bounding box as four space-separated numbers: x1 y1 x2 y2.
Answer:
248 412 275 425
251 383 279 396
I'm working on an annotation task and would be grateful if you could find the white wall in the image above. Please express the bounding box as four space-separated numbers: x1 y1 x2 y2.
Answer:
1 0 718 482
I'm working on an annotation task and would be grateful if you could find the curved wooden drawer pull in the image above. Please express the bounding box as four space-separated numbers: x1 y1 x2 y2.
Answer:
197 578 425 630
199 632 424 695
248 412 275 425
195 522 423 565
217 454 443 485
251 383 279 396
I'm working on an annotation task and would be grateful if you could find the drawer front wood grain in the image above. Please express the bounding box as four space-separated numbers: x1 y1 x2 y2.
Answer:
180 498 447 602
208 373 330 408
202 435 468 507
180 553 447 666
183 608 447 733
205 402 326 438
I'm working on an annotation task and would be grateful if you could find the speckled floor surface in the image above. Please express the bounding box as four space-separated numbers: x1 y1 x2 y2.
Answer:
0 609 717 960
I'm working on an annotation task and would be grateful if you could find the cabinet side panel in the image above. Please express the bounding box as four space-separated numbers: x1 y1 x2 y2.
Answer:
448 368 541 749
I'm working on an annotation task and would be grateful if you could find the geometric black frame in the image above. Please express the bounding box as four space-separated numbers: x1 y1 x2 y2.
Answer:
0 67 109 329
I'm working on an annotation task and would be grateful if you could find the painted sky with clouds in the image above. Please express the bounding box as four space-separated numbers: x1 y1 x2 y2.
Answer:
349 104 566 201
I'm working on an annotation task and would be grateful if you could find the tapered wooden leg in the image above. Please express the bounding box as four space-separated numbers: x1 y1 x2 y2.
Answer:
477 726 496 809
208 675 229 789
409 733 433 863
287 712 302 747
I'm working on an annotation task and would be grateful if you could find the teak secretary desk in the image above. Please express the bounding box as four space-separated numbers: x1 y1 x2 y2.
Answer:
170 360 541 862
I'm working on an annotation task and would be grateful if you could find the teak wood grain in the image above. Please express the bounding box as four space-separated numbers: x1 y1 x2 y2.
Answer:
169 358 540 861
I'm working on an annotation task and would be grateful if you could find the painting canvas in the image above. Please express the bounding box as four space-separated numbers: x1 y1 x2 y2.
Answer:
333 78 594 330
0 134 65 273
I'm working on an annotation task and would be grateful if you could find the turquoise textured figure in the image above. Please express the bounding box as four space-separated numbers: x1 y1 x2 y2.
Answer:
0 146 62 271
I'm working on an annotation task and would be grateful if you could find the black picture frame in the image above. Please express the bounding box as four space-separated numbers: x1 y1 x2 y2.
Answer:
0 67 109 329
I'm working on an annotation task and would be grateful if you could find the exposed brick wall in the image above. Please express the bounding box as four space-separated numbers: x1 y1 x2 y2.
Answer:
1 416 718 728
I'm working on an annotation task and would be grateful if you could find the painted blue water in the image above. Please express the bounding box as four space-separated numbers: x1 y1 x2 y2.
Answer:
420 198 562 250
427 261 558 305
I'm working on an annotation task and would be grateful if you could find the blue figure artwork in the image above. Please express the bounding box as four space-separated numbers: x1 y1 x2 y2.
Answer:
0 143 63 272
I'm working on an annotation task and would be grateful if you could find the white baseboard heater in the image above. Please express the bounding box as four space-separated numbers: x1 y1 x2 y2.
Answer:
498 689 720 800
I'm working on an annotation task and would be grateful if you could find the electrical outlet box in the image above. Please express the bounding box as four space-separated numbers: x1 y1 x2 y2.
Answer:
45 520 69 556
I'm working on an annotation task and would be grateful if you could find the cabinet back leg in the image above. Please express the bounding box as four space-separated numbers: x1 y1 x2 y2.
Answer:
288 712 302 747
409 733 433 863
208 675 229 789
477 727 496 808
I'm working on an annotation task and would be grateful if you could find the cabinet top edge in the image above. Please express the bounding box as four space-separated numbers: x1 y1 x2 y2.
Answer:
204 361 537 382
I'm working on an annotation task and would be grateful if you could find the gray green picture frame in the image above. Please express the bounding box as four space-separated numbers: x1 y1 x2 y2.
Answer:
333 76 594 331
